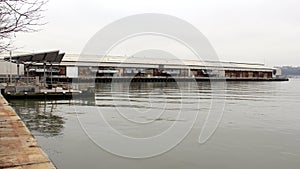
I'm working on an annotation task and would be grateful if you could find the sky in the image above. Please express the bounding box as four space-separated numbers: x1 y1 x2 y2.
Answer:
13 0 300 66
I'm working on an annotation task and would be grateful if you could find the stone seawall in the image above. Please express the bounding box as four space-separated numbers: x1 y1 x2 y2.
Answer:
0 94 56 169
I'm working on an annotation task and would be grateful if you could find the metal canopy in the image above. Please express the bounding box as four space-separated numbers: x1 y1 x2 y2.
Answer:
4 50 65 64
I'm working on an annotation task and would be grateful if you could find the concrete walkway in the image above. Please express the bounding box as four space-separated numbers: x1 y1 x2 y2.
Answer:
0 94 56 169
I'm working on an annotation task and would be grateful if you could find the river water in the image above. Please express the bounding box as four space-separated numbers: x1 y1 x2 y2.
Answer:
10 79 300 169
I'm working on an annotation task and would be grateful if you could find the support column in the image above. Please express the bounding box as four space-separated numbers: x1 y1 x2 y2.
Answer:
26 64 29 84
16 63 20 86
43 62 46 87
50 63 53 85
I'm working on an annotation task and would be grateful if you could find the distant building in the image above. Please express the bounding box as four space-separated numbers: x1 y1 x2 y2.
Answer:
1 51 282 81
59 54 278 79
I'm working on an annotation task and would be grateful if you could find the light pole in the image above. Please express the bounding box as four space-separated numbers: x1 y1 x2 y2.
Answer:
9 51 12 83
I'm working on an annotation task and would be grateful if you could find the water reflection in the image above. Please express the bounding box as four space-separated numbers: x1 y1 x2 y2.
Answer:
7 80 300 169
10 100 66 137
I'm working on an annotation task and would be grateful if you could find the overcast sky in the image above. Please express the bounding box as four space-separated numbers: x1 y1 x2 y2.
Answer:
13 0 300 66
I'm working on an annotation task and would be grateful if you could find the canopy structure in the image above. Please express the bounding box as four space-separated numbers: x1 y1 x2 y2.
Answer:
4 50 65 64
3 50 65 86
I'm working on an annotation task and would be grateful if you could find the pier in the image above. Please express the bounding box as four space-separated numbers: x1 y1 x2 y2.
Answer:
1 51 287 87
48 76 289 83
0 94 56 168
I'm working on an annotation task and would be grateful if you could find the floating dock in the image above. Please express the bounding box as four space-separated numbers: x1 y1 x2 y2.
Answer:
0 94 56 168
1 86 94 100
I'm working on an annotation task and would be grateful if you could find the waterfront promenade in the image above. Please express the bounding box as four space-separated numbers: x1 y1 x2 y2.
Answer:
0 94 56 169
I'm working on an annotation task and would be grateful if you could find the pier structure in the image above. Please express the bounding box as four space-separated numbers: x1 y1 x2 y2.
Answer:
0 94 56 168
0 51 286 85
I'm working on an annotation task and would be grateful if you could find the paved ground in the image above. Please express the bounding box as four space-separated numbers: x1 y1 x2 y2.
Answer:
0 94 56 169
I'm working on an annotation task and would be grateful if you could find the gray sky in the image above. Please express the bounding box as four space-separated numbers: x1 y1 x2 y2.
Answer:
13 0 300 66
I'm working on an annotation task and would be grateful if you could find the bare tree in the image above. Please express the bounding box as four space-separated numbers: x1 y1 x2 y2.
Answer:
0 0 47 52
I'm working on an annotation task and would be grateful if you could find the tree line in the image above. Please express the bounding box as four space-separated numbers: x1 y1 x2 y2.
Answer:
277 66 300 76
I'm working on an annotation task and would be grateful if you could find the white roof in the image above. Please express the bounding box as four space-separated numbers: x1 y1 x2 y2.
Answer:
61 54 274 72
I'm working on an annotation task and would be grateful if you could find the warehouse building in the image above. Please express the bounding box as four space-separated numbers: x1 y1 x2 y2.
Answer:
0 50 282 82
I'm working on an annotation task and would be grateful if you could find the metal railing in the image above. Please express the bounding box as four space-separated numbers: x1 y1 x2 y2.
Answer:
0 77 36 84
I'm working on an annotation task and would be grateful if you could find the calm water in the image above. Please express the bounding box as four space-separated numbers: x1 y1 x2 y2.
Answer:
10 79 300 169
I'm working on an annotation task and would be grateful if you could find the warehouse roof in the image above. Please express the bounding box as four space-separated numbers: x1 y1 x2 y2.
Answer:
61 54 274 71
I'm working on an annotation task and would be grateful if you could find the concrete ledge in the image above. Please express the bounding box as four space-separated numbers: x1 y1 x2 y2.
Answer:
0 94 56 169
45 76 289 83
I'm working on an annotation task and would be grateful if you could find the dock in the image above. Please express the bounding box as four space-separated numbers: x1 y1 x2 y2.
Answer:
0 94 56 168
47 76 289 83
